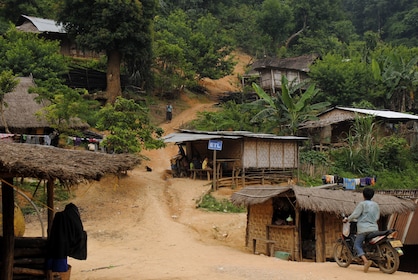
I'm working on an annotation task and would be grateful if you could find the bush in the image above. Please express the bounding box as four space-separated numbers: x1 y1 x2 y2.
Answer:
197 194 246 213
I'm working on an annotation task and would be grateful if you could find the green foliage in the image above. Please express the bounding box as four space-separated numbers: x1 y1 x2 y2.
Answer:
188 101 262 132
35 82 99 132
300 150 328 166
0 27 68 79
57 0 156 95
96 97 165 154
198 193 246 213
257 0 294 49
154 9 235 94
309 52 375 107
378 136 409 171
371 45 418 112
251 78 329 135
0 70 18 133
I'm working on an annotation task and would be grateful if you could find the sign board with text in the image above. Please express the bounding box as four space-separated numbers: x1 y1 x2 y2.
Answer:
208 140 223 151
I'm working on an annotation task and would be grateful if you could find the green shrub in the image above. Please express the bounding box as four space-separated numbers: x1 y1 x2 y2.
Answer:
198 194 246 213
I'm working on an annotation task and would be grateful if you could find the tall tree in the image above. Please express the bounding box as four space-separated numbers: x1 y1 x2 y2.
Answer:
57 0 156 104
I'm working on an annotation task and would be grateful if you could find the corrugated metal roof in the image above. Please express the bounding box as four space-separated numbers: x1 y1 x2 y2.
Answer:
336 107 418 121
163 132 240 143
20 15 65 33
163 130 308 143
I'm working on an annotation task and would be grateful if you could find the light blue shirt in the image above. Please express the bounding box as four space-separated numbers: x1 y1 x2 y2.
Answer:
348 200 380 234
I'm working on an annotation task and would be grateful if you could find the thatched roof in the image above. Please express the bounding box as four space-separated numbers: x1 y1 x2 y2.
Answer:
1 77 88 130
231 185 416 216
0 142 141 185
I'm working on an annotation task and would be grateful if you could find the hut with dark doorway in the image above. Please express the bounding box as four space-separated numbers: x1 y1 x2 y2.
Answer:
163 130 308 189
0 142 140 279
231 185 416 262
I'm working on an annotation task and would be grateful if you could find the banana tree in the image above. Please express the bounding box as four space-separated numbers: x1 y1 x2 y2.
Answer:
280 76 330 135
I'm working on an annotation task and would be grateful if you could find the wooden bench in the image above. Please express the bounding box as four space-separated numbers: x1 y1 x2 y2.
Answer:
252 238 276 257
190 169 212 181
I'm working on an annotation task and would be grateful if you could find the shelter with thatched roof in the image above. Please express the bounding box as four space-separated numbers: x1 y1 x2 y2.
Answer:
0 142 140 279
1 77 88 145
231 185 416 262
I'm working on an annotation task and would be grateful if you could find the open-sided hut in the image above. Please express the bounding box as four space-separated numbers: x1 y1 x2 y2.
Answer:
0 142 140 279
163 130 307 188
231 185 416 262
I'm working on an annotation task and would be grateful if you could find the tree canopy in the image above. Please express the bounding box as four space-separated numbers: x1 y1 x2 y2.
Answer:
57 0 156 103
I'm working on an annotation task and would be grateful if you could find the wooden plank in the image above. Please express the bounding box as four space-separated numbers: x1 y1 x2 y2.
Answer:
1 177 15 280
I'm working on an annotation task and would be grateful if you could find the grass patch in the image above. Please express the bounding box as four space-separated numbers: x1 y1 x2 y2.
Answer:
197 193 246 213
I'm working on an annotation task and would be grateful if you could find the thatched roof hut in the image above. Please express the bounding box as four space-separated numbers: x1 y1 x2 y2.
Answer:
1 77 88 134
231 185 416 216
231 185 415 262
0 142 140 185
0 142 140 279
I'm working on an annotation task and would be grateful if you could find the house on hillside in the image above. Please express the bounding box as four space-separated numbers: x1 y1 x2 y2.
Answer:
245 54 318 94
16 14 100 58
230 185 416 262
163 130 307 188
299 106 418 149
0 77 88 145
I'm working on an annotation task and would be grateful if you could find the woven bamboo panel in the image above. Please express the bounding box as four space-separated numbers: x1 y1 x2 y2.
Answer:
248 201 273 253
324 214 342 258
283 142 297 168
256 140 270 168
270 142 283 167
243 141 257 167
268 226 295 252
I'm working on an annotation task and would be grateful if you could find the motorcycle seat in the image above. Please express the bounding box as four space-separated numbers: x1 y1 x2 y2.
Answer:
366 229 394 242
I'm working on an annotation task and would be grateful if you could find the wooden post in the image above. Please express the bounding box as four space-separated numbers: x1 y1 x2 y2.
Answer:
1 176 15 280
212 150 217 190
47 179 55 236
315 212 326 262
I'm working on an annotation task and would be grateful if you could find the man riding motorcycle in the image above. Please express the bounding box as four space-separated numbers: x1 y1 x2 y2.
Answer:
343 187 380 273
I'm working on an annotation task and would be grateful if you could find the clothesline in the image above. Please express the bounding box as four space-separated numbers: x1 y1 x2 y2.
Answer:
322 174 377 190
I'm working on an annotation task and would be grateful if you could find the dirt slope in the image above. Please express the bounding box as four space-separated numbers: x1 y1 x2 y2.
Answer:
24 52 417 280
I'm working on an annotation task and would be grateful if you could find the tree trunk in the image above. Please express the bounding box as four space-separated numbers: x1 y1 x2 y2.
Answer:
106 50 122 104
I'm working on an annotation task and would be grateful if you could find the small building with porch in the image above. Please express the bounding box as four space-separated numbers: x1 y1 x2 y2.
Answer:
163 130 308 188
230 185 416 262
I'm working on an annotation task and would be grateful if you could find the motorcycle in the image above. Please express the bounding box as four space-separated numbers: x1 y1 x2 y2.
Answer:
333 216 404 274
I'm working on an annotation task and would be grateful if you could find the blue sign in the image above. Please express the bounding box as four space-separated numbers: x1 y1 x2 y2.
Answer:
208 140 223 151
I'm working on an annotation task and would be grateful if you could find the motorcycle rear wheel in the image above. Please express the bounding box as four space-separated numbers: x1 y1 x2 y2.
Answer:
334 240 352 267
378 243 400 274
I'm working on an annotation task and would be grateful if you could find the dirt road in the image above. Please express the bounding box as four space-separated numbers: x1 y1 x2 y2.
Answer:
23 51 416 279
